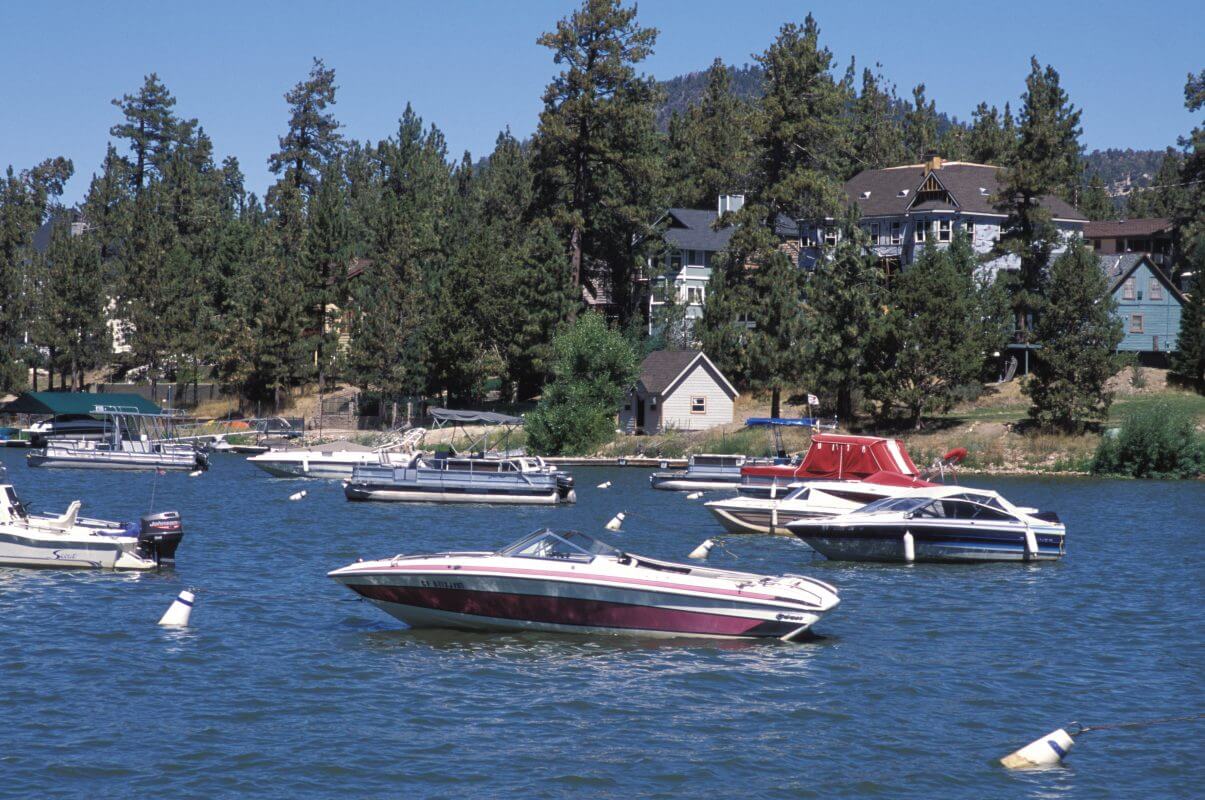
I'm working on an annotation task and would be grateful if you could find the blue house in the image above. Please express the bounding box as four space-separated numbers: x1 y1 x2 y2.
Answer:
1100 253 1186 363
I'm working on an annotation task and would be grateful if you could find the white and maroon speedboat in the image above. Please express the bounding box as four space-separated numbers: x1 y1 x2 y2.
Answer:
329 529 840 640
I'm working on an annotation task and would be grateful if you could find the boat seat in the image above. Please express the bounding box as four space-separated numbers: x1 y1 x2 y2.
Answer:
42 500 82 531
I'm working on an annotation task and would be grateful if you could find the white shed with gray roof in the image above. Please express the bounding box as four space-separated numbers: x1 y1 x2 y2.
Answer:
619 350 738 434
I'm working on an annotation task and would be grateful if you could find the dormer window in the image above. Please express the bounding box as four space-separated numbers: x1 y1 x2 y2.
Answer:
978 187 989 196
898 189 910 198
860 190 872 199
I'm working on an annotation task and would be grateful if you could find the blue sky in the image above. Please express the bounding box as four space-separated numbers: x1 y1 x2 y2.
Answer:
3 0 1200 205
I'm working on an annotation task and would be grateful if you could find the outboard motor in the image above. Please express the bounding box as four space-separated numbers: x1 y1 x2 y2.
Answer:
138 511 184 563
555 473 576 502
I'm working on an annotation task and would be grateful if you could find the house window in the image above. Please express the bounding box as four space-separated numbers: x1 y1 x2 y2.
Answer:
1122 279 1136 300
686 286 704 305
823 228 837 247
869 223 880 243
1149 278 1163 301
1129 314 1144 333
915 220 927 243
670 251 683 271
937 219 952 243
964 220 974 238
690 396 707 414
802 227 817 248
890 221 903 245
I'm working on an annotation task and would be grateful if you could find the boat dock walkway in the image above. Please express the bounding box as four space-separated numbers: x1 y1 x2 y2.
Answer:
543 456 687 468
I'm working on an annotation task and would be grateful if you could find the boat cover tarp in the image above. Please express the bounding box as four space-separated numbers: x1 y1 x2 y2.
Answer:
2 391 161 416
741 433 920 481
746 417 832 428
429 408 524 426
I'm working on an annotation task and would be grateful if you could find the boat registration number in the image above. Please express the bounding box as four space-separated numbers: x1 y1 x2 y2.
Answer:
418 579 465 590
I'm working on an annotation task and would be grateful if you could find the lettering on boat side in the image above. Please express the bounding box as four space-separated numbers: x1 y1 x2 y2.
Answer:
419 580 465 590
776 613 805 622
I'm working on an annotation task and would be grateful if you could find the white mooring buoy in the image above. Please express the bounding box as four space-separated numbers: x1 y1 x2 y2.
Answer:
688 539 715 560
1000 727 1075 769
289 490 307 501
158 589 196 627
685 491 704 500
597 481 612 489
188 469 203 477
903 531 916 563
604 512 626 531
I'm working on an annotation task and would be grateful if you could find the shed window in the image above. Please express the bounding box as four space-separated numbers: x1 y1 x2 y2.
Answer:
1129 314 1144 333
690 396 707 414
1149 278 1163 301
1122 279 1136 300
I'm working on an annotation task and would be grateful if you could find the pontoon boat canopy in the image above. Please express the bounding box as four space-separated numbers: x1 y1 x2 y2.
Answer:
2 392 162 416
429 408 524 426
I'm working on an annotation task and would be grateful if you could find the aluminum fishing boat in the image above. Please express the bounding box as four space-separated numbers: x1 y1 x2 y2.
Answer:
0 482 182 569
706 472 935 535
785 485 1065 563
329 528 839 639
649 454 765 491
738 433 923 497
345 453 576 504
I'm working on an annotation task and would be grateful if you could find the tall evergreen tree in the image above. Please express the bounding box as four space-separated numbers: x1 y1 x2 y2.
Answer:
850 67 905 170
531 0 662 320
995 58 1084 341
1169 248 1204 391
306 158 352 391
36 226 110 390
967 102 1016 165
1023 243 1124 432
1078 173 1116 221
745 250 806 419
110 74 194 193
903 84 939 160
267 58 343 198
664 58 753 208
802 211 883 421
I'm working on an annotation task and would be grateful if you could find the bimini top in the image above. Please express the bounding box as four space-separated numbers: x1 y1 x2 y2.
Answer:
429 408 524 427
742 433 920 481
2 392 162 416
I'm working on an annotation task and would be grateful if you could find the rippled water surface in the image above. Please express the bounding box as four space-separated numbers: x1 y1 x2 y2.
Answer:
0 450 1201 799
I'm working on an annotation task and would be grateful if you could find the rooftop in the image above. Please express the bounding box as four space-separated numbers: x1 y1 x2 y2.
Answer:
1083 218 1174 239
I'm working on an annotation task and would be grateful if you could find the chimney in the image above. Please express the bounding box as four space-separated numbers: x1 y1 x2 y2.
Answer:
924 151 943 171
718 194 745 215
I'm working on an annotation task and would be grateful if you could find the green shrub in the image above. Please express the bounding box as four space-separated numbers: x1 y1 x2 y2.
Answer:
1091 402 1204 478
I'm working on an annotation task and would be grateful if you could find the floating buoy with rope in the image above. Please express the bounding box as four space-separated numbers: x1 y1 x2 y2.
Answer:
158 589 196 627
604 512 625 531
688 539 715 560
685 491 703 500
597 481 612 489
289 490 307 501
1001 713 1204 769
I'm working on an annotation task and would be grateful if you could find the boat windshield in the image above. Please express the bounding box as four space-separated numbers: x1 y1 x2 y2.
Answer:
854 496 932 515
499 529 623 562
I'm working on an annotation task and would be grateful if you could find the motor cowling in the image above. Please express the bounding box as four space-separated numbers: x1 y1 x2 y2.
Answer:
138 511 184 563
555 473 575 500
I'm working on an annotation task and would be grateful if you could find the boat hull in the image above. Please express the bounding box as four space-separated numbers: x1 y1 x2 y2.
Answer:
333 571 823 639
0 531 155 569
250 459 362 479
344 483 573 504
26 453 201 471
793 524 1065 563
707 504 831 535
649 474 742 491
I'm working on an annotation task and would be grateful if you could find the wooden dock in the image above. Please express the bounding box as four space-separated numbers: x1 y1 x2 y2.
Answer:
542 456 687 468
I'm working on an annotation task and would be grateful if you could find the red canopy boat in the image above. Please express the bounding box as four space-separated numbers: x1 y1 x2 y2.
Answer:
739 433 923 496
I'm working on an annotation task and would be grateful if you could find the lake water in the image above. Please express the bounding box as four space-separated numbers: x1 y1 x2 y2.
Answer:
0 450 1201 799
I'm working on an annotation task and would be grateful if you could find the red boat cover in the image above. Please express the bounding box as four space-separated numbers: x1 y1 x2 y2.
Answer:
741 433 921 481
862 470 935 488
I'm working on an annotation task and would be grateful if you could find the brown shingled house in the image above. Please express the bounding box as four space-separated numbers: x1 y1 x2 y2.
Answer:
1084 218 1176 270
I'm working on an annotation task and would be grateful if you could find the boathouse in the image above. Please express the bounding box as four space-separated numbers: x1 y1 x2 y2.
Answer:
620 350 737 434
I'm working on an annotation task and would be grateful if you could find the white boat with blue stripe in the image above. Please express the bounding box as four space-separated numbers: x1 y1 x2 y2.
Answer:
785 485 1065 563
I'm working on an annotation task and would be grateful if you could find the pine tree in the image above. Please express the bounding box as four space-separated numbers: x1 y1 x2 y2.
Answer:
802 210 883 421
850 67 905 170
903 84 939 160
531 0 662 320
746 250 806 419
1023 243 1124 432
866 233 1006 428
306 158 352 391
37 226 110 390
664 58 753 208
1169 246 1204 390
967 103 1016 165
267 58 343 198
110 74 193 193
995 58 1084 342
1078 173 1116 221
256 182 313 410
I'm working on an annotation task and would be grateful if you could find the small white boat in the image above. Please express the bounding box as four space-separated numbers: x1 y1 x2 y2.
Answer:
648 454 763 491
785 485 1065 563
345 453 576 504
329 528 839 639
706 473 933 535
247 429 426 479
0 483 183 570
